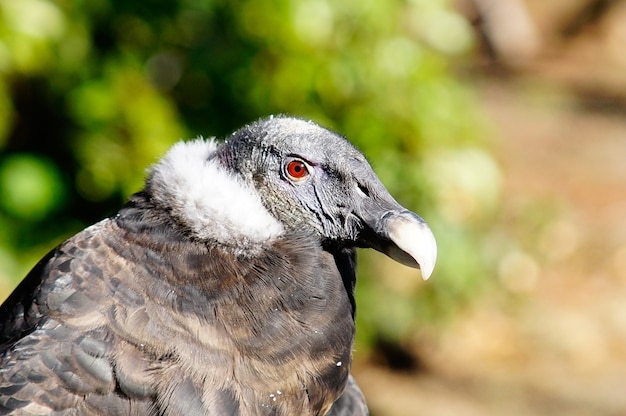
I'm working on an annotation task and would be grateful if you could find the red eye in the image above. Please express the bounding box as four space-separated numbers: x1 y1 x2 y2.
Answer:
285 159 309 181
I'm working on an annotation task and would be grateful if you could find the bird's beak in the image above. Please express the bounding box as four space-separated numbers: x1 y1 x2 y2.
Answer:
357 195 437 280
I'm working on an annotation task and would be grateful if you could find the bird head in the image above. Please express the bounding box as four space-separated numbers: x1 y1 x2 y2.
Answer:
215 116 437 279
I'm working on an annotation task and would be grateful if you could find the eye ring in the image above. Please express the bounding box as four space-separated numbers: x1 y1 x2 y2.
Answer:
284 158 310 181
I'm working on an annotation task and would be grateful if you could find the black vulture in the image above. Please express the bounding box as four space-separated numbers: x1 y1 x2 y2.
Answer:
0 116 436 415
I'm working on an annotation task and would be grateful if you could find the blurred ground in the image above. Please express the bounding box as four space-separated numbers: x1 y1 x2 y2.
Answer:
354 1 626 414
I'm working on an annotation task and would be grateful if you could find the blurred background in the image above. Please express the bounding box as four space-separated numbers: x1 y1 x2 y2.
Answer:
0 0 625 414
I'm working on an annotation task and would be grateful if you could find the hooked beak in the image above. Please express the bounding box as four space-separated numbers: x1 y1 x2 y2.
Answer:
357 197 437 280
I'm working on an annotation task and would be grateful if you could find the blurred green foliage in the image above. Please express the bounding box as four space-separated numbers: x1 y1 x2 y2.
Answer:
0 0 501 351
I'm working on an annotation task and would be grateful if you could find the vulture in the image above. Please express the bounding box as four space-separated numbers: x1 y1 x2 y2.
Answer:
0 116 436 415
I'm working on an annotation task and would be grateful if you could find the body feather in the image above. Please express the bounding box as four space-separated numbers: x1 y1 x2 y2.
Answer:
0 192 360 415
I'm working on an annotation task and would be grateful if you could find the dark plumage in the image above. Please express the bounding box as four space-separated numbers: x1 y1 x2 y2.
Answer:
0 116 436 415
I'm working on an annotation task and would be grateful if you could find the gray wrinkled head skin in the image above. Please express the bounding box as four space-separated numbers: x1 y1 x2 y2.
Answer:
217 115 436 279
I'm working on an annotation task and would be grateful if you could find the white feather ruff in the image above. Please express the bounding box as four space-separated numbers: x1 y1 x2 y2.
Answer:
149 139 284 247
